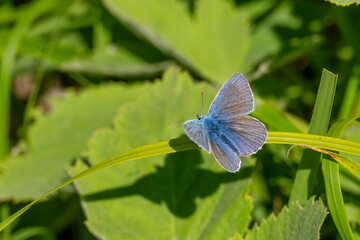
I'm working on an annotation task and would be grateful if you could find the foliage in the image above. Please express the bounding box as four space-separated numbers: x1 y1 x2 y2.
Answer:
244 197 327 240
0 0 360 239
326 0 360 6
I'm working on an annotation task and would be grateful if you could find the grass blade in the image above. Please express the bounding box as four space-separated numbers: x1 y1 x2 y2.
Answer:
0 0 58 161
322 118 357 240
0 4 37 160
0 137 197 232
338 66 360 120
0 131 359 232
267 132 360 155
289 69 337 204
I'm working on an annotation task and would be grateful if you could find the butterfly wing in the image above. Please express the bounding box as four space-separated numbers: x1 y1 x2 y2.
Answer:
183 120 210 153
183 73 266 172
208 133 241 172
208 73 254 119
219 115 267 156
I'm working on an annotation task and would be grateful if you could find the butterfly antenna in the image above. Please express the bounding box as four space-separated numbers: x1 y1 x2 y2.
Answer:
169 120 186 125
201 88 204 114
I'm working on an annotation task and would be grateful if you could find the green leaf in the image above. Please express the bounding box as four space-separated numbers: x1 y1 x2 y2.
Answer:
68 68 256 239
58 47 173 78
0 66 307 229
102 0 251 83
2 130 360 232
244 197 327 240
1 0 172 79
0 82 142 200
322 118 358 240
325 0 360 6
70 159 253 239
67 67 255 239
1 66 359 232
290 69 337 204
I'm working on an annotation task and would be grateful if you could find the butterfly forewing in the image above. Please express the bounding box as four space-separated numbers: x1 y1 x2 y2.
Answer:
183 120 210 153
208 73 254 119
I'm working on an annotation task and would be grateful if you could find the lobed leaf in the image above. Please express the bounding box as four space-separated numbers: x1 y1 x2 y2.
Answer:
69 64 253 239
2 130 360 232
102 0 251 83
325 0 360 6
244 197 327 240
0 83 141 200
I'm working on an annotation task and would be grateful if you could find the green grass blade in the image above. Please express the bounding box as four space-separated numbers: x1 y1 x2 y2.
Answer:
0 4 37 160
267 132 360 155
0 131 359 232
322 118 357 240
338 66 360 120
11 227 56 240
0 137 197 232
289 69 337 204
0 0 58 161
324 150 360 180
323 157 353 240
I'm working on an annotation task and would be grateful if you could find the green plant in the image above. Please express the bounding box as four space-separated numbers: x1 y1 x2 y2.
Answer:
0 0 359 239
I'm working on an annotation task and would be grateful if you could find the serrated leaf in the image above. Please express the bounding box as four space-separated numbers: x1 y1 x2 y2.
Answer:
3 0 172 78
325 0 360 6
3 66 356 231
102 0 251 83
0 83 143 200
68 67 254 239
59 46 173 78
245 197 327 240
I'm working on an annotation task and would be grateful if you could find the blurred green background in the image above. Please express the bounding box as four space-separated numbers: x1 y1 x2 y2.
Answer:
0 0 359 239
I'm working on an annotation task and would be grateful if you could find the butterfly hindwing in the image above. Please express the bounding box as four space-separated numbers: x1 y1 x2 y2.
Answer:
208 133 241 172
208 73 254 119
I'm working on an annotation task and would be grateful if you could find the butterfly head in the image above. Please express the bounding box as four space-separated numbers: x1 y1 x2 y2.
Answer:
197 114 204 120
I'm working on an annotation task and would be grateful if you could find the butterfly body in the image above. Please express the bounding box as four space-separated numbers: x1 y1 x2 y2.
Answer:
183 73 267 172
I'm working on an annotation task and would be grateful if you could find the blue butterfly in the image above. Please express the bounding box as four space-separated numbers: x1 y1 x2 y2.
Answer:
183 73 267 172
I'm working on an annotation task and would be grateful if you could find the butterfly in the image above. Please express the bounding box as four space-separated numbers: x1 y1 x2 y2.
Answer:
183 73 267 172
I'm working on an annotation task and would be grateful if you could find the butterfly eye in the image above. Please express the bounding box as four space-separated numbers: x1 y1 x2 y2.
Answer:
197 114 202 120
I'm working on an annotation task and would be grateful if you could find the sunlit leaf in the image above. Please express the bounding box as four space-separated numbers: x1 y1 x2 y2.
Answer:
289 144 360 180
0 82 142 200
68 67 253 239
59 47 173 78
244 197 327 240
102 0 251 83
325 0 360 6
